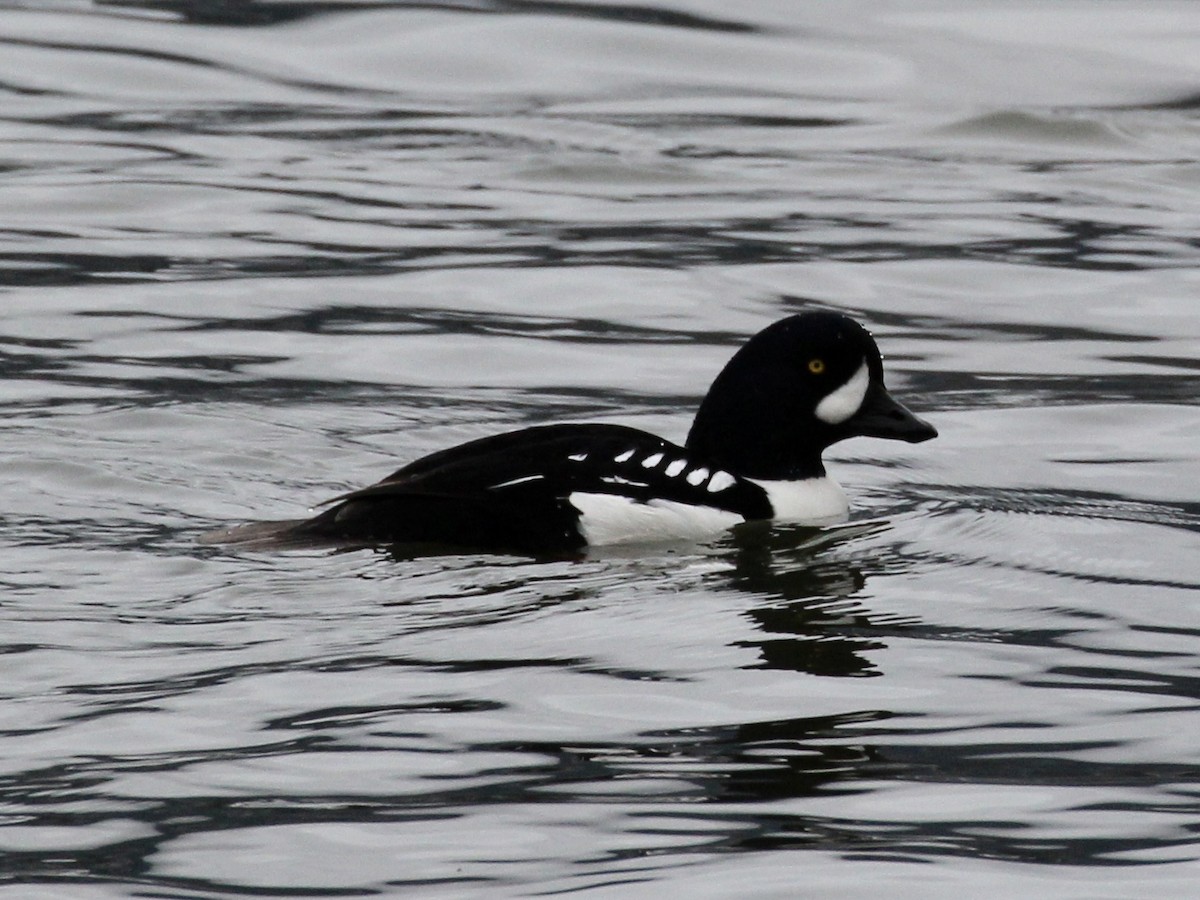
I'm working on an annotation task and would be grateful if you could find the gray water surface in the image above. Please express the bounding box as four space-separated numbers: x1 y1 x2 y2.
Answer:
2 1 1199 897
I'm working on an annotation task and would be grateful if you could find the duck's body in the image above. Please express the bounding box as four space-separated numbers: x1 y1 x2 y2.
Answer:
288 423 849 553
222 312 937 554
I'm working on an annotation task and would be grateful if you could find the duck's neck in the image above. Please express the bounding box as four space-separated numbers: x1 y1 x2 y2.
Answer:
685 408 827 481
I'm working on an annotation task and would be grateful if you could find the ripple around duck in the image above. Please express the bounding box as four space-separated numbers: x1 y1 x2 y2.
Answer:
4 0 1200 896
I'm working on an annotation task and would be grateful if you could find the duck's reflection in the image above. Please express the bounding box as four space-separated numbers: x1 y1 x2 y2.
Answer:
475 524 933 854
716 519 905 677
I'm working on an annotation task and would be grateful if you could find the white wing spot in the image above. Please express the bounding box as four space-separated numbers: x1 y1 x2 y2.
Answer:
641 452 664 469
601 475 649 488
568 452 588 462
685 467 710 486
815 360 870 425
490 474 545 490
614 449 635 463
707 471 736 492
664 459 687 477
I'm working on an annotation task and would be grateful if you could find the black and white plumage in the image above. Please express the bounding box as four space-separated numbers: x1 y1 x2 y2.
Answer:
219 312 937 554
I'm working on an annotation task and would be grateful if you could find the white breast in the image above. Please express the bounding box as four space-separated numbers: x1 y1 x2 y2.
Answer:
569 493 743 546
747 476 849 525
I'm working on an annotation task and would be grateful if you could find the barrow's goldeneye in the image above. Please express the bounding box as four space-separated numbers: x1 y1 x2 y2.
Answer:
217 311 936 554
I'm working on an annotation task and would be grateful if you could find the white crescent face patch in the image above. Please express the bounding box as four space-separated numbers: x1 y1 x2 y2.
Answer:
814 360 870 425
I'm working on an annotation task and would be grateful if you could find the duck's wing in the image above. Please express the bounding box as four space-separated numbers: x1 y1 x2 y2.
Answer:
290 423 770 552
372 423 659 493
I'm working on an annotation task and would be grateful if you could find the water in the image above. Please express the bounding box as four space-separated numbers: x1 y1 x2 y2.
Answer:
2 1 1199 896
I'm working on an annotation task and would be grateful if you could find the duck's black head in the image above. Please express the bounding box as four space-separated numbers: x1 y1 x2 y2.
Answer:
685 311 937 480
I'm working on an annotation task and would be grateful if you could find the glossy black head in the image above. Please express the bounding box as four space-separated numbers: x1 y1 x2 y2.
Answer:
685 312 937 480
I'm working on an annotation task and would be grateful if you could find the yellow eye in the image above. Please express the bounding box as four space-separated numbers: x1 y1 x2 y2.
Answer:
807 358 826 375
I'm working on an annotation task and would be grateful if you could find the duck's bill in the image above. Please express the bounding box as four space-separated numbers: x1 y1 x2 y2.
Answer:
849 386 938 443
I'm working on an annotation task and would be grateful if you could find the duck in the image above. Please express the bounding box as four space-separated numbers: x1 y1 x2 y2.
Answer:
225 311 936 554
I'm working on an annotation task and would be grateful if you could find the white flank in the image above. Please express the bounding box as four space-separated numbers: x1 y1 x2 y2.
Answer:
747 476 849 525
570 492 742 546
685 467 710 486
568 452 588 462
641 452 664 468
815 360 869 425
614 449 635 463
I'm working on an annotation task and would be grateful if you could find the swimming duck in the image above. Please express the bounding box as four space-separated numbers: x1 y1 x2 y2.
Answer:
233 311 936 554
